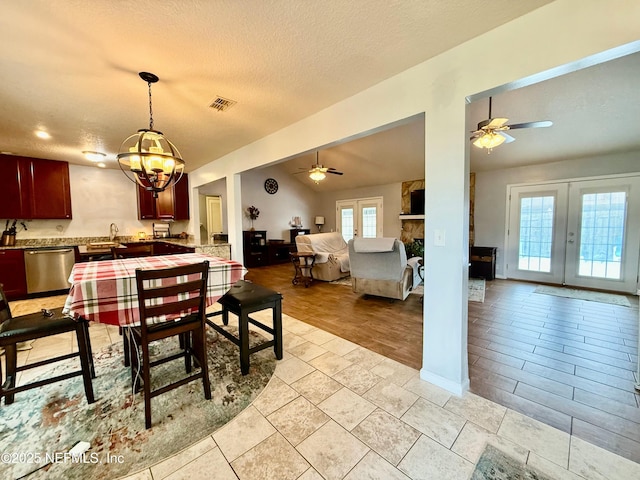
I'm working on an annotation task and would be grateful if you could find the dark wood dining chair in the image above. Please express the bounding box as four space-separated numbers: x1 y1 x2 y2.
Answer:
128 261 211 429
111 244 154 259
0 284 95 406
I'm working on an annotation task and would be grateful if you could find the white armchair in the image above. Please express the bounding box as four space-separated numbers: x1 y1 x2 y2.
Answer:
348 237 422 300
295 232 350 281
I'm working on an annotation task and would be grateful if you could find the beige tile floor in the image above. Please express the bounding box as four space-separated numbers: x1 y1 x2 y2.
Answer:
3 309 640 480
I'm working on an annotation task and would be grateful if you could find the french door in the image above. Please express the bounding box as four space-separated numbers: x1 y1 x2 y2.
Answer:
336 197 383 242
506 176 640 293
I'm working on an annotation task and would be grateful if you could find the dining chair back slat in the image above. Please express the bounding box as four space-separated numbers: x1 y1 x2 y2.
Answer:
128 261 212 429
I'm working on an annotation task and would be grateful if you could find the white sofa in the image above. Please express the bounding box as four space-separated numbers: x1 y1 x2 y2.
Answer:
294 232 350 281
348 237 422 300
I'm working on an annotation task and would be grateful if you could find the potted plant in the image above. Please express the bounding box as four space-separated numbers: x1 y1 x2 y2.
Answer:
404 239 424 259
246 205 260 231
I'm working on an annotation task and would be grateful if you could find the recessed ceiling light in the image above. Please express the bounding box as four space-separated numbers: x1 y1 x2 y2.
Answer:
82 150 106 162
35 130 50 139
96 162 106 168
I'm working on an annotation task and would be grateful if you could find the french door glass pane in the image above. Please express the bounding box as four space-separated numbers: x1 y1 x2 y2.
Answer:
518 195 554 272
578 191 625 279
361 207 377 238
341 208 354 242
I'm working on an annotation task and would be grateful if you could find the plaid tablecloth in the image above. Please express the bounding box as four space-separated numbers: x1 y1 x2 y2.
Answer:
63 253 247 327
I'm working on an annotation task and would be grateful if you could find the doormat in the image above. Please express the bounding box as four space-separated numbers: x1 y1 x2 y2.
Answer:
534 285 631 307
0 328 276 480
471 444 552 480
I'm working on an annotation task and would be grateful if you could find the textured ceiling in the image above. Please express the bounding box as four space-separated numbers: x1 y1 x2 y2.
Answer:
0 0 552 181
467 51 640 172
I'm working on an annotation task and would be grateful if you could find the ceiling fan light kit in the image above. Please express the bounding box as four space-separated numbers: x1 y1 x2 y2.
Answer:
309 169 326 183
117 72 185 198
471 96 552 153
297 151 344 183
472 131 506 150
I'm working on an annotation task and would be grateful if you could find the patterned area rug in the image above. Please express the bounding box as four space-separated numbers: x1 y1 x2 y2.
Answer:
534 285 631 307
0 328 276 480
471 444 552 479
411 278 486 303
332 277 486 302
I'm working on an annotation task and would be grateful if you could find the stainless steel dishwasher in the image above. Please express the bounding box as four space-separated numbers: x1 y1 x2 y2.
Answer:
24 247 76 294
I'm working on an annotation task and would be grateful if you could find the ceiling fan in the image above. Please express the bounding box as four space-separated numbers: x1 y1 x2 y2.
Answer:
295 151 344 183
471 96 553 152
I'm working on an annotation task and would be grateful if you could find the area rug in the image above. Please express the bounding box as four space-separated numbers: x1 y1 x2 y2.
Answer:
410 278 485 303
534 285 631 307
332 276 486 302
471 444 552 480
0 328 276 480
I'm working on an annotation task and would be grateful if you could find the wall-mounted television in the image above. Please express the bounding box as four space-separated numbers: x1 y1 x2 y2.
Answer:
410 189 425 215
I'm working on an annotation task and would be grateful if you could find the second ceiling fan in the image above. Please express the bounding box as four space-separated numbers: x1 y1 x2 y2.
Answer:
471 96 553 152
296 151 343 183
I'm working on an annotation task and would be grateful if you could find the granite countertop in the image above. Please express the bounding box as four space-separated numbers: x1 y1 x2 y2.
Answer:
0 236 230 251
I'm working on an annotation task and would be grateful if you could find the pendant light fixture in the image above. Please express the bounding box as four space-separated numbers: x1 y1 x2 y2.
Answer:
117 72 184 198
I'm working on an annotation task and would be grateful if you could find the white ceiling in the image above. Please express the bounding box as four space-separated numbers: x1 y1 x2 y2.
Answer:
467 51 640 172
0 0 552 181
277 49 640 191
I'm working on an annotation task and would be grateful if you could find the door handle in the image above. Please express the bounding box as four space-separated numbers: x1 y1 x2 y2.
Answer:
567 239 574 244
28 249 74 254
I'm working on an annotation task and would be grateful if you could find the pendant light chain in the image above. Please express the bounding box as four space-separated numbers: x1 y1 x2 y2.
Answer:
148 81 154 131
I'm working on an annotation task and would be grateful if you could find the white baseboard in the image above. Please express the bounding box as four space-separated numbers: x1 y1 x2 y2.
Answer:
419 369 469 396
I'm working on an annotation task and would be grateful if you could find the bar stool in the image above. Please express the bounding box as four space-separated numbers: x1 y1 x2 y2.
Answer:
0 285 95 406
207 280 283 374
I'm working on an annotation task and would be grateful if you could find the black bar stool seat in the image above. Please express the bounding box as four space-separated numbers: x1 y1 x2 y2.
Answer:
0 303 95 406
207 280 283 375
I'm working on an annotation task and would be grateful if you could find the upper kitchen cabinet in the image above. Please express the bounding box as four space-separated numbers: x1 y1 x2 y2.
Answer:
136 173 189 220
0 154 72 219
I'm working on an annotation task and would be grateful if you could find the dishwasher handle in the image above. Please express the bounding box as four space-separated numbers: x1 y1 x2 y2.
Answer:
27 249 74 254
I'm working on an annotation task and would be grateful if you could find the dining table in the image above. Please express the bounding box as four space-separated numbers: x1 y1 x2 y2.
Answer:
63 253 247 327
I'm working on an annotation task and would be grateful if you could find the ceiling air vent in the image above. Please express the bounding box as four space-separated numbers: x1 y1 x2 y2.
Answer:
209 96 237 112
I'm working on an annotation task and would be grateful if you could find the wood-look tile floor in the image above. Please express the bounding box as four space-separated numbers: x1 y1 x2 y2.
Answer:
246 263 640 464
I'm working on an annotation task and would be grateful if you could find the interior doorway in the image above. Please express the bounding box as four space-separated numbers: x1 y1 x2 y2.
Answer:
506 175 640 293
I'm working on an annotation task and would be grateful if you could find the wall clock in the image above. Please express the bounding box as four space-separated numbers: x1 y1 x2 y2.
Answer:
264 178 278 194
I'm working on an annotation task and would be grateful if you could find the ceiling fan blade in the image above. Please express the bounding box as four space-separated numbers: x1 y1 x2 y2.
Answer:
508 120 553 129
498 132 515 143
486 118 509 129
326 170 343 175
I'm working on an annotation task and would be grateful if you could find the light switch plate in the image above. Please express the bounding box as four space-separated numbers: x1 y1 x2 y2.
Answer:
434 229 446 247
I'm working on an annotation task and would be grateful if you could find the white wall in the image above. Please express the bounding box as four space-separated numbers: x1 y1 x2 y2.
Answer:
189 1 640 394
17 165 188 240
475 150 640 278
240 164 318 240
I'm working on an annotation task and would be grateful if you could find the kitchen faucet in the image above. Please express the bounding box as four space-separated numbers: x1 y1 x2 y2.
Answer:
109 223 119 241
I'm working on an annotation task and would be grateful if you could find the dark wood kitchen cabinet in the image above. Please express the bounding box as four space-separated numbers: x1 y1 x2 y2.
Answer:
29 158 72 219
137 173 189 220
0 154 72 219
0 249 27 300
